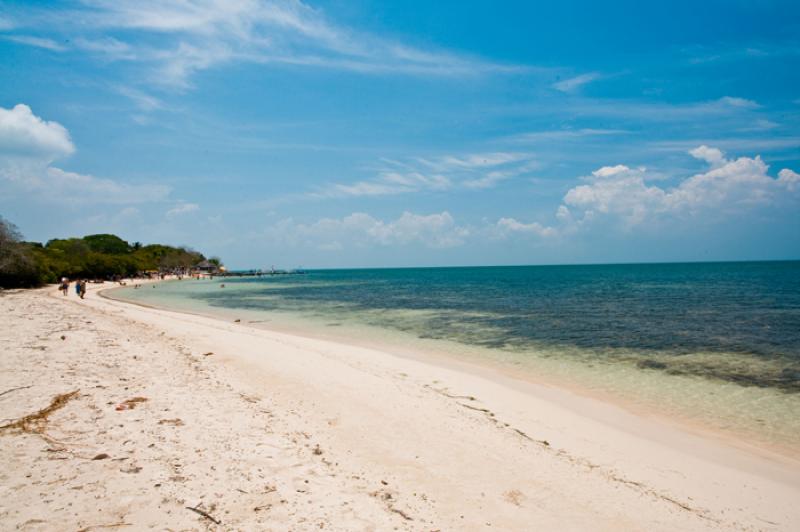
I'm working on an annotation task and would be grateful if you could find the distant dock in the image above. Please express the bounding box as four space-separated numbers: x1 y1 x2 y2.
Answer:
218 269 306 277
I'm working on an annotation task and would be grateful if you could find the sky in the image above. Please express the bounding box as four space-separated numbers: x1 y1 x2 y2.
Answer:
0 0 799 269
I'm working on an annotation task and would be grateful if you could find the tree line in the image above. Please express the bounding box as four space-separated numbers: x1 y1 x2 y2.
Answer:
0 216 221 288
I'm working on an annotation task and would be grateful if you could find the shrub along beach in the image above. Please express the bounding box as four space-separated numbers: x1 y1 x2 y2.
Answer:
0 216 220 288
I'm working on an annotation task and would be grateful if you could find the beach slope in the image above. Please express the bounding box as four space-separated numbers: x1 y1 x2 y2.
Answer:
1 286 798 530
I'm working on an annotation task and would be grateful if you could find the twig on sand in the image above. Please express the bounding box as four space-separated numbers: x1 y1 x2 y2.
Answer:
0 385 32 399
389 506 414 521
186 506 222 525
76 523 131 532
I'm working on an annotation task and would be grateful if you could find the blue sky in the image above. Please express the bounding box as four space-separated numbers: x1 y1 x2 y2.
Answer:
0 0 798 268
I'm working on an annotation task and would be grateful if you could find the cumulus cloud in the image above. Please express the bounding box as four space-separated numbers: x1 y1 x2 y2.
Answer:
0 104 74 161
560 146 800 228
0 104 170 204
778 169 800 192
688 145 726 167
493 218 557 238
265 211 470 250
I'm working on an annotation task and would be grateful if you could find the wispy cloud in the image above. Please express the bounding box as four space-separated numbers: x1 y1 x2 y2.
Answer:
115 86 164 112
508 128 628 143
166 202 200 218
73 36 137 60
650 137 800 153
4 35 67 52
685 42 800 65
552 72 602 93
718 96 760 109
6 0 524 89
313 152 537 198
263 211 470 250
550 96 766 124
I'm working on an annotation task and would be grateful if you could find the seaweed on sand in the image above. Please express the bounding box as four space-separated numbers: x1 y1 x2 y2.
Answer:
0 390 80 441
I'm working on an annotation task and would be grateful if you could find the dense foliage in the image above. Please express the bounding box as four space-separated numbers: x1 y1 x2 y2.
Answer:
0 216 214 288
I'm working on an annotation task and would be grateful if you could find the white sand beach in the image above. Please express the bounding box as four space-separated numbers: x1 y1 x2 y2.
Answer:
1 283 799 531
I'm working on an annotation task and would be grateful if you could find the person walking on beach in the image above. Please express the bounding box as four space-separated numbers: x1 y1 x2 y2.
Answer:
60 278 69 296
79 280 87 299
74 279 81 297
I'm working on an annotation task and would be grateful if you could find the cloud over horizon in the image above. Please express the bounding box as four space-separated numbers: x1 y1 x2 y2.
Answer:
558 146 800 228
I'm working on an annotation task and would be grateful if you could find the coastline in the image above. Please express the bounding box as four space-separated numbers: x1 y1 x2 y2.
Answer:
2 283 799 530
105 279 800 462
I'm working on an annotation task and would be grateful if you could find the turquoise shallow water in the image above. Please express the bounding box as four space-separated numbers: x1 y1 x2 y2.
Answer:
112 261 800 450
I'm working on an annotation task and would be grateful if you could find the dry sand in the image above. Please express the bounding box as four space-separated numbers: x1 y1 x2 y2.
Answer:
1 283 799 531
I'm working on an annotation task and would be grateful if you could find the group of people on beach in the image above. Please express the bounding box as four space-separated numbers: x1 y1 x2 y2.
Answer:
59 278 87 299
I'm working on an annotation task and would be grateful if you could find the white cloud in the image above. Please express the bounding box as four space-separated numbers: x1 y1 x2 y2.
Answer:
166 202 200 218
317 152 536 198
13 0 521 89
416 152 527 172
0 104 74 160
494 218 557 238
115 86 163 111
1 164 171 205
564 167 661 226
265 211 469 249
564 97 768 124
778 169 800 192
719 96 760 109
688 145 725 167
74 37 136 59
552 72 601 93
560 146 800 228
738 119 779 132
0 104 170 205
651 137 800 153
45 167 169 204
510 128 628 143
463 170 516 190
591 164 632 178
4 35 67 51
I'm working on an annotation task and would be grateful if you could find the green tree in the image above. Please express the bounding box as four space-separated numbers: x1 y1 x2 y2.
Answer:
83 234 131 254
0 216 40 288
0 216 219 286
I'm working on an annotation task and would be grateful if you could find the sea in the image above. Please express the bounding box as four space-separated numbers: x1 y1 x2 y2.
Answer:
111 261 800 452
